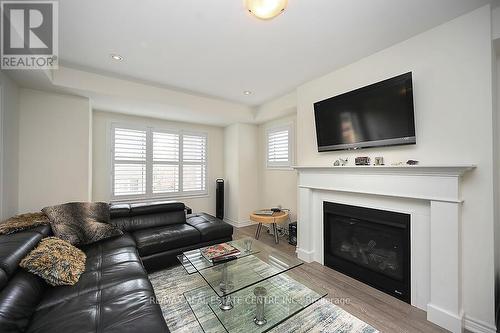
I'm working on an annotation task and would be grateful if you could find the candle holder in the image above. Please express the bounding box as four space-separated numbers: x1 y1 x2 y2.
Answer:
219 294 233 311
244 239 253 253
253 286 267 326
219 263 234 311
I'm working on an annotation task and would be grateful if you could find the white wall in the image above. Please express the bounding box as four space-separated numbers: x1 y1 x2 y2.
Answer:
237 124 259 222
0 72 19 219
292 5 495 329
224 124 240 223
18 89 92 212
92 111 224 215
223 123 259 226
254 91 297 124
257 115 297 222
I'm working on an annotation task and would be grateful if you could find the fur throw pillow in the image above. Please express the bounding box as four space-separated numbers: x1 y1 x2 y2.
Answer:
42 202 123 246
0 212 50 235
20 237 86 286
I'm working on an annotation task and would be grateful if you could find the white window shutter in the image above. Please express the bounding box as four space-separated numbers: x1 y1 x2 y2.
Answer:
113 128 147 196
182 134 207 192
152 132 180 193
111 125 208 200
267 126 291 167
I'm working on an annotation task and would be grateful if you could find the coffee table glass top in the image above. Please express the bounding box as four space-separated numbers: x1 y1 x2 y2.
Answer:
184 270 327 333
198 249 302 297
181 237 261 274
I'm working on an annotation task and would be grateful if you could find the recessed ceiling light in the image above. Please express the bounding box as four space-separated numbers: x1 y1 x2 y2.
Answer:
110 54 124 61
244 91 253 95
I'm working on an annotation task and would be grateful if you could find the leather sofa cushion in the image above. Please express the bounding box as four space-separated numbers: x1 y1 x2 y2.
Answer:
141 237 233 273
133 224 200 257
38 234 143 308
81 232 137 255
28 233 169 333
0 270 46 333
0 226 51 289
31 225 52 237
111 210 187 232
186 213 233 242
28 278 168 333
110 201 185 218
108 203 130 218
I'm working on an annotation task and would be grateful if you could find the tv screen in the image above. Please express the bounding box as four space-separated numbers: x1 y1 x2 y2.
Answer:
314 72 416 152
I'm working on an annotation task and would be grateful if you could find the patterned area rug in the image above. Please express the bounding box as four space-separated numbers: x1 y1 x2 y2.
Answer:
149 265 378 333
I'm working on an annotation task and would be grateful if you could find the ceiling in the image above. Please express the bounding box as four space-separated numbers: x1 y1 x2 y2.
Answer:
57 0 492 106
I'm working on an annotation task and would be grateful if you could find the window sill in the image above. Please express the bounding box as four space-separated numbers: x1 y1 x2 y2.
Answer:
111 193 209 204
266 167 295 171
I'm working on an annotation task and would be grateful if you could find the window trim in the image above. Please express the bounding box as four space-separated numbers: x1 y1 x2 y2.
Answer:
266 123 294 169
110 123 208 202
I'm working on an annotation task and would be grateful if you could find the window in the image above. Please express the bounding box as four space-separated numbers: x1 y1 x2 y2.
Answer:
111 124 207 200
113 128 147 196
266 124 293 168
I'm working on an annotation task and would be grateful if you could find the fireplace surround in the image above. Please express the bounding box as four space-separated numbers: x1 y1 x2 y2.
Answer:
294 165 475 333
323 201 411 303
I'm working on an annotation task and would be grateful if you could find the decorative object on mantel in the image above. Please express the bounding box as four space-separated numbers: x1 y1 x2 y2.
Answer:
374 157 384 166
333 158 348 166
355 157 371 166
406 160 419 165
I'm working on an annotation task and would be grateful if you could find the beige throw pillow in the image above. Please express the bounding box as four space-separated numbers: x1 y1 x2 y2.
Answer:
20 237 86 286
0 212 50 235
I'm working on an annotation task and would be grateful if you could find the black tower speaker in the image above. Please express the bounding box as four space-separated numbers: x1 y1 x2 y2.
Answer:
216 179 224 220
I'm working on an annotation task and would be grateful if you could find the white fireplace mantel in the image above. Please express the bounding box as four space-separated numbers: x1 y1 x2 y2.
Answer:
293 164 475 333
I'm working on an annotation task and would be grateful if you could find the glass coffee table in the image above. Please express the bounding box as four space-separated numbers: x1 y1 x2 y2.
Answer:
178 237 327 333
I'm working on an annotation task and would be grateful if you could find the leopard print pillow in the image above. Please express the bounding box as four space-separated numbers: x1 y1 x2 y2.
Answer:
42 202 123 246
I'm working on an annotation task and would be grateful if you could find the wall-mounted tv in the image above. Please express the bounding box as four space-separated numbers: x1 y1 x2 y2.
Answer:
314 72 416 152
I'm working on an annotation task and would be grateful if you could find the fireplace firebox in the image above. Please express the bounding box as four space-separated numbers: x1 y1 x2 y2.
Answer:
323 202 410 303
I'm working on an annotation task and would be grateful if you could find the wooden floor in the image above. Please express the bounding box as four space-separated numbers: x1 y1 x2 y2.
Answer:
234 224 449 333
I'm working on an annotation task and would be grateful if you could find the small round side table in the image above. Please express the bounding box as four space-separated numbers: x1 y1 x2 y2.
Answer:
250 211 289 244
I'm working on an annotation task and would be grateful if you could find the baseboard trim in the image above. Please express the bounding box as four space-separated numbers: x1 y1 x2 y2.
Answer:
296 248 314 263
464 316 496 333
427 304 463 333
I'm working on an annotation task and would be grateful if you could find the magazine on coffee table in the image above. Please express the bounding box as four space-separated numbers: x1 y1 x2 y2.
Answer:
200 243 240 263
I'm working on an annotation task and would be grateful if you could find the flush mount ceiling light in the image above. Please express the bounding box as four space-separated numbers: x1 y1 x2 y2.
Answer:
243 90 253 95
110 54 124 61
245 0 288 20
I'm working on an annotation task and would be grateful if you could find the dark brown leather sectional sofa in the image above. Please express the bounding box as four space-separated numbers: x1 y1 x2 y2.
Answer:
0 201 233 332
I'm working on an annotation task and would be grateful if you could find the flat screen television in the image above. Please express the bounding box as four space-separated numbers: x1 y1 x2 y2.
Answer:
314 72 416 152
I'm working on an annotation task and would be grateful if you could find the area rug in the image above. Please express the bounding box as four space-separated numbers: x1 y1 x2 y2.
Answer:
149 265 378 333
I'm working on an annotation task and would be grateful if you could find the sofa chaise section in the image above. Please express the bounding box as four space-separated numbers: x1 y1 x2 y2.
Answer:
109 201 233 271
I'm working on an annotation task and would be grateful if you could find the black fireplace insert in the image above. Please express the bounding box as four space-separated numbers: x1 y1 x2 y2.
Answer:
323 202 410 303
